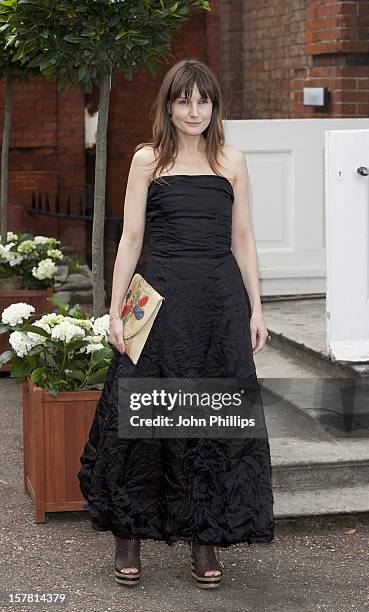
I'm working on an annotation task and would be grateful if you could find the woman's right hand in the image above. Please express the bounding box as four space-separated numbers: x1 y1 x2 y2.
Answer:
108 318 127 354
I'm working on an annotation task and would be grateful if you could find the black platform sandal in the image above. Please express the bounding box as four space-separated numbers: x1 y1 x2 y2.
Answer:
114 536 141 587
189 542 224 589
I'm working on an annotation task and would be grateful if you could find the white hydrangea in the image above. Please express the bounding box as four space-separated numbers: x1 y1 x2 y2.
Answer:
9 331 35 357
0 242 23 266
85 343 104 354
27 320 51 345
32 258 58 280
33 236 49 245
2 303 35 326
85 334 103 344
51 321 85 343
40 313 64 326
93 314 110 337
64 317 93 332
7 231 18 242
47 248 63 260
7 252 24 267
4 242 15 251
18 240 35 254
46 237 59 247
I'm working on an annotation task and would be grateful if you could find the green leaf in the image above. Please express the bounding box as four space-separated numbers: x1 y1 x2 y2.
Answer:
0 267 13 279
48 295 69 315
87 367 108 386
63 34 86 44
114 31 127 41
0 323 10 334
39 56 58 71
22 324 50 338
78 64 89 81
67 304 86 319
45 352 59 368
67 369 85 382
91 347 112 366
0 350 14 366
30 367 44 385
10 358 31 379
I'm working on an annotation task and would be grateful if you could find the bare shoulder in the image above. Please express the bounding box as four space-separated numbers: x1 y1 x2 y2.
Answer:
132 145 157 169
129 145 157 186
219 145 246 181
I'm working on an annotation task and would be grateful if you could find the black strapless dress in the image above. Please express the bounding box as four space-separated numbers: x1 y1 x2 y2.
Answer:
78 175 274 548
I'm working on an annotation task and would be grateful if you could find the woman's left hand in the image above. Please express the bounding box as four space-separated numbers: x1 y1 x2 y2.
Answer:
250 310 268 354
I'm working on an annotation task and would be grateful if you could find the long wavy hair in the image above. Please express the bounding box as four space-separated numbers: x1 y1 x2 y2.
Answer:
135 58 226 185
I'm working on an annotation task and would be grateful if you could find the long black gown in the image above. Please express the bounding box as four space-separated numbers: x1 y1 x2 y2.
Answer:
78 174 275 548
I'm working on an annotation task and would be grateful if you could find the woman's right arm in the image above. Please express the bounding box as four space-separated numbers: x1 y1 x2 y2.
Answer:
108 147 152 354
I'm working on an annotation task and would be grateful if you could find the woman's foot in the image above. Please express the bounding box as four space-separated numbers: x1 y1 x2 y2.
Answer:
114 536 141 586
191 543 222 576
190 542 223 589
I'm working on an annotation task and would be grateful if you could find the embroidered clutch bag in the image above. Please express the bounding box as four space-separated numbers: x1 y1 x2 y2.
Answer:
120 273 165 365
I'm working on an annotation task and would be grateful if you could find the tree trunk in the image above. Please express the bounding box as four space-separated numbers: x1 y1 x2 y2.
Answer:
92 72 111 317
1 72 12 245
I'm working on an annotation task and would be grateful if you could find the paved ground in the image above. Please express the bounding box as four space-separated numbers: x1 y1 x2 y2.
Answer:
1 372 369 612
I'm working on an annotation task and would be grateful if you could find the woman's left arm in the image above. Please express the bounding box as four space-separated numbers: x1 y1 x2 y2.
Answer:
230 148 268 354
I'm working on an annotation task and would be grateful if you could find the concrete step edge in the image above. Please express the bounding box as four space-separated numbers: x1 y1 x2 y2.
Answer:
274 484 369 518
267 331 357 378
272 458 369 490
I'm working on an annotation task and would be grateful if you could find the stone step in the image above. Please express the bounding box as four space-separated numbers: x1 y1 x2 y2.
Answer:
274 484 369 518
53 263 97 307
53 290 93 305
261 297 369 380
262 384 369 516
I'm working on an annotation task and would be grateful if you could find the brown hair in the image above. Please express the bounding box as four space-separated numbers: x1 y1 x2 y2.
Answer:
135 58 226 185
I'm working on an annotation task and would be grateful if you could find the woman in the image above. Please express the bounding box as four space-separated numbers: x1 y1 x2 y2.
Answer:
78 58 274 590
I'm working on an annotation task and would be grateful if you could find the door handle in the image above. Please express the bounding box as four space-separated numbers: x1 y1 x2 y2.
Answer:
355 165 369 176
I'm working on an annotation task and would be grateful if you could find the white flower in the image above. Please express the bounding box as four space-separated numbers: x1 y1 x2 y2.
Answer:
2 303 35 326
47 248 63 260
85 334 103 343
64 317 93 332
7 252 23 267
7 231 18 242
33 236 49 245
51 321 85 343
40 313 64 326
0 242 23 266
85 343 104 354
32 258 58 280
92 314 110 337
9 331 35 357
18 240 35 254
27 320 51 345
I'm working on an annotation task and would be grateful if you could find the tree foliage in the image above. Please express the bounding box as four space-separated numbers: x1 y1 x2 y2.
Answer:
0 0 210 90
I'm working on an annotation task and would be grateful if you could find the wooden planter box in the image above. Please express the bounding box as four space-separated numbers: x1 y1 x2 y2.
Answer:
0 285 54 372
23 378 100 523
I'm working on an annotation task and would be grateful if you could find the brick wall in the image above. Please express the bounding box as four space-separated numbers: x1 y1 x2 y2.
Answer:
0 75 86 257
302 0 369 117
243 0 308 118
242 0 369 119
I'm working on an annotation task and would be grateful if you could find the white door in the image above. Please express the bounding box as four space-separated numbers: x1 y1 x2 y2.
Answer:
325 129 369 361
224 118 369 296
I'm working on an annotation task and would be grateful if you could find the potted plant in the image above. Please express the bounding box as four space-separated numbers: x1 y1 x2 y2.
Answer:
0 299 113 523
0 231 86 370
